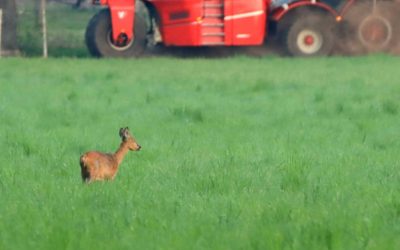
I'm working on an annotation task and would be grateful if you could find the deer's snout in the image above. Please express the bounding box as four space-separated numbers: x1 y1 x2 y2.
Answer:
137 145 142 151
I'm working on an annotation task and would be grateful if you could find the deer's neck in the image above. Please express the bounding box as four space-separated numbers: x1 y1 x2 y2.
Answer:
114 141 130 166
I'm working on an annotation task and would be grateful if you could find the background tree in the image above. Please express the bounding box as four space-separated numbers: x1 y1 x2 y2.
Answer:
0 0 19 55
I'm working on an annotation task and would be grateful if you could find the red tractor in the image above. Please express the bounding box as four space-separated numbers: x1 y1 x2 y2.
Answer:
85 0 400 57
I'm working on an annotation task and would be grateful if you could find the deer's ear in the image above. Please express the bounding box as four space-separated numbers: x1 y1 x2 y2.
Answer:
124 128 130 138
119 128 125 138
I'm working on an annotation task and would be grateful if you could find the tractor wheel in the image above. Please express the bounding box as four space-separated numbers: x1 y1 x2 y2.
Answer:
284 12 335 57
339 2 400 55
85 5 148 58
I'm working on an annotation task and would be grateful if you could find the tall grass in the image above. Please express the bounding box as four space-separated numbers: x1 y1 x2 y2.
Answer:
0 56 399 249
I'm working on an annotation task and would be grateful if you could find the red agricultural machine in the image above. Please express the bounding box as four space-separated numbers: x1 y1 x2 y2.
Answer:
85 0 400 57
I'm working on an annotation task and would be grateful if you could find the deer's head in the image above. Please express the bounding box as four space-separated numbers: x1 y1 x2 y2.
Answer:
119 127 141 151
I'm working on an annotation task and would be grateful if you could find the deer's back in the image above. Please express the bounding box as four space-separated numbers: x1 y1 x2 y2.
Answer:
80 151 118 182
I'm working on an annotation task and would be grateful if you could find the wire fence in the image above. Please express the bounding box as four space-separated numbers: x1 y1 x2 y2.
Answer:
15 0 98 57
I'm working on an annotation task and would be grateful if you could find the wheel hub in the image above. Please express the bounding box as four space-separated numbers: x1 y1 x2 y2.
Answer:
297 30 323 54
304 35 315 46
107 31 134 51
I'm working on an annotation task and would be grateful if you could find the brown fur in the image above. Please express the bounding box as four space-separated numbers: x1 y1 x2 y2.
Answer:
79 127 141 183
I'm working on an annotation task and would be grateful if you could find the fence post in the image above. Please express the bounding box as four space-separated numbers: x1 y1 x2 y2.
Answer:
0 9 2 58
41 0 48 58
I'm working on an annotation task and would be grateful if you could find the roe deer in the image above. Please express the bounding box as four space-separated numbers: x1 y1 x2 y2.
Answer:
80 127 141 183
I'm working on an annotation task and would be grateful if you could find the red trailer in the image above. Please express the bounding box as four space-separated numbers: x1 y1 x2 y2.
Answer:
85 0 400 57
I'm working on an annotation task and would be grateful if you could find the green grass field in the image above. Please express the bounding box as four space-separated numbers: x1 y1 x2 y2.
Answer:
0 56 399 249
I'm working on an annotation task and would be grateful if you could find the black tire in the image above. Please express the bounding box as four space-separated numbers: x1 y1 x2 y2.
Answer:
338 2 400 55
283 12 335 57
85 3 148 58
